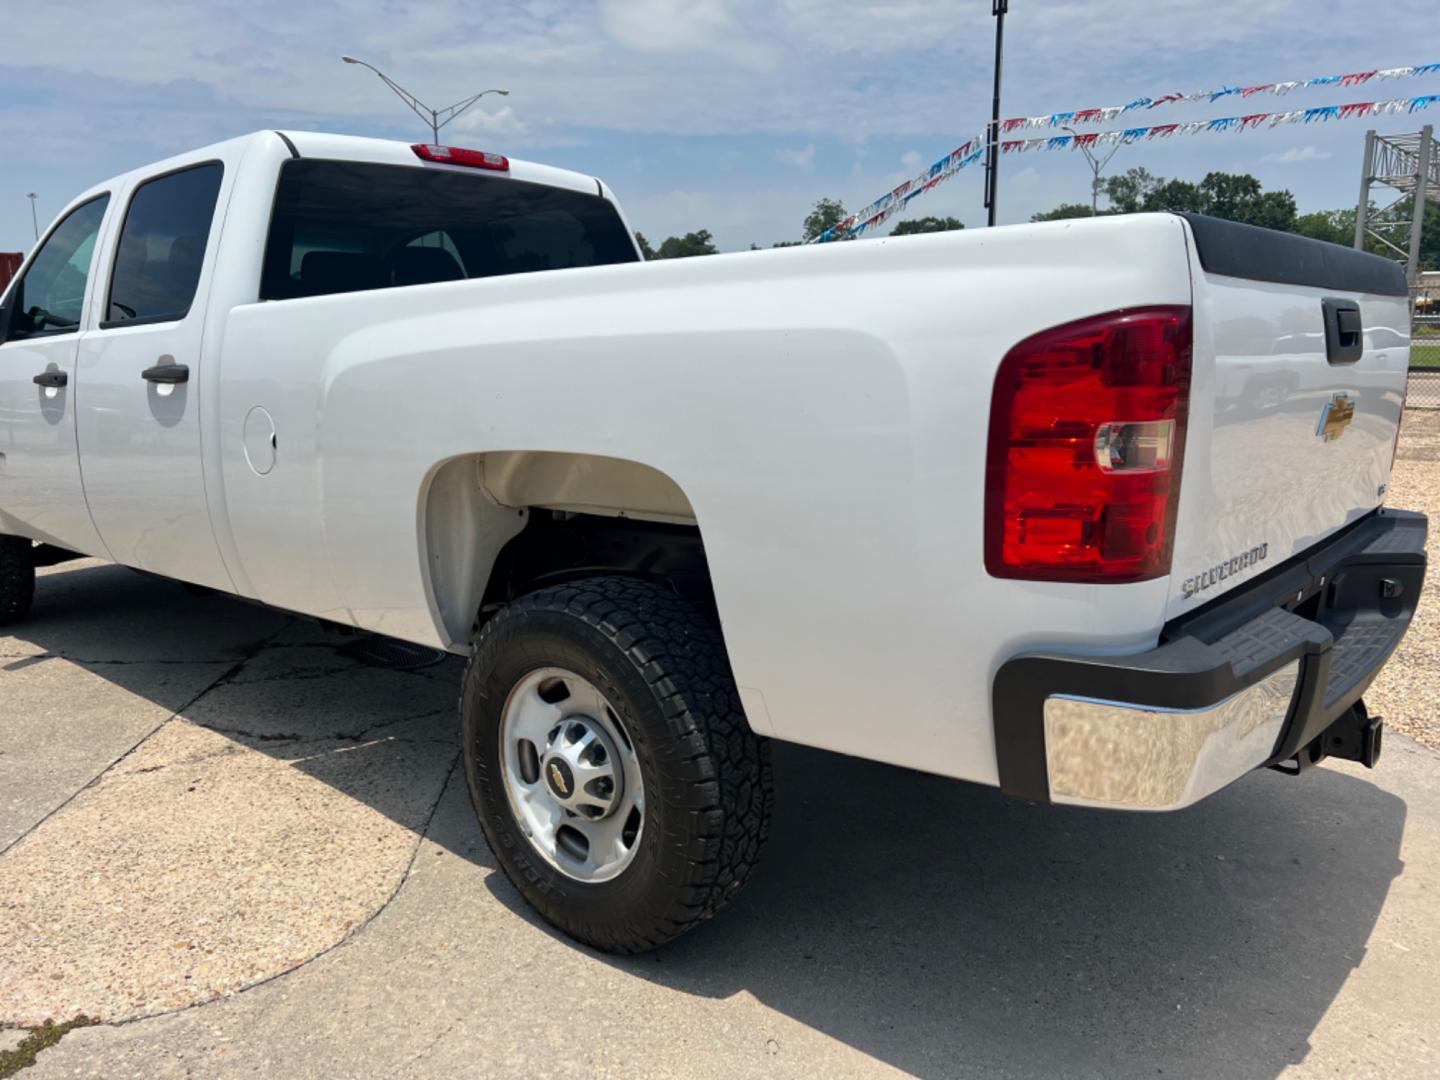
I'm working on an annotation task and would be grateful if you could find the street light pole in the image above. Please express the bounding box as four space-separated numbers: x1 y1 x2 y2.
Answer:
1062 126 1125 215
26 193 38 241
340 56 509 144
983 0 1009 228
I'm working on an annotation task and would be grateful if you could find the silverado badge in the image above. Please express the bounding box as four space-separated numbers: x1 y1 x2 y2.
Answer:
1316 392 1355 442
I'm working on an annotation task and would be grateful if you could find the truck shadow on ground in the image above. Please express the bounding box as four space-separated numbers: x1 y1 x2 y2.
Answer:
467 743 1407 1080
8 562 1408 1078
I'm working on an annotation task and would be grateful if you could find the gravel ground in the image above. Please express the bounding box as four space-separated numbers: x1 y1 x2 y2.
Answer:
1365 408 1440 752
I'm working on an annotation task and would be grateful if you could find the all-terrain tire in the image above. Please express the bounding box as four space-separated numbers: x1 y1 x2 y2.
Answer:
0 536 35 625
461 576 773 953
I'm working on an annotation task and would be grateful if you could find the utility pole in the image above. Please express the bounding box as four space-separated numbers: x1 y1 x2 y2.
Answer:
983 0 1008 228
341 56 509 144
1063 126 1124 215
26 193 38 241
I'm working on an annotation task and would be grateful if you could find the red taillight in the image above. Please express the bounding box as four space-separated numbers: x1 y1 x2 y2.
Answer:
985 306 1192 583
411 144 510 171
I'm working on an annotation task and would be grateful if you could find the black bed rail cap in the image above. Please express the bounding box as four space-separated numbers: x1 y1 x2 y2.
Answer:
1175 211 1408 297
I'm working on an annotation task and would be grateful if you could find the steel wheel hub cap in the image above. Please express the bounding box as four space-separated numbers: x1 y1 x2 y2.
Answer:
540 717 623 818
499 667 645 883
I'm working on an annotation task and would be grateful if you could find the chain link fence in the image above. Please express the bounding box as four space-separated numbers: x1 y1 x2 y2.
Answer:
1411 314 1440 409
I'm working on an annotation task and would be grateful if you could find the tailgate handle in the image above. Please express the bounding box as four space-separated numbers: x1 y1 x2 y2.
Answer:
1321 298 1363 364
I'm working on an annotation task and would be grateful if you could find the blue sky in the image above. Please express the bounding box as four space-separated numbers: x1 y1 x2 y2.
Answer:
3 0 1439 254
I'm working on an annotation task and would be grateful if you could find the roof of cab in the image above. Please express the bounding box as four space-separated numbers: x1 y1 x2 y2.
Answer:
274 130 603 198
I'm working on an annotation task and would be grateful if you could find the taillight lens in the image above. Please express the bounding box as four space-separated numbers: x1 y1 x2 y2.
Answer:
985 306 1192 582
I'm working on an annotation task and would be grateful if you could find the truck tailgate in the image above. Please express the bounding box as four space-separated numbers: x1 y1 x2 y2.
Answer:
1167 214 1412 618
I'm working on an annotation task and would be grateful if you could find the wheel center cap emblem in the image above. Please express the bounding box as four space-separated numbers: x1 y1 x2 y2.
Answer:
546 758 574 799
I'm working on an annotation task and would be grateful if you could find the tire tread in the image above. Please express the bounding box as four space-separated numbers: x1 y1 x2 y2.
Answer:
461 576 773 953
0 537 35 626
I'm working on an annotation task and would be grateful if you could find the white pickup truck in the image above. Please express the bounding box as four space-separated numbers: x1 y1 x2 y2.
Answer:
0 130 1427 952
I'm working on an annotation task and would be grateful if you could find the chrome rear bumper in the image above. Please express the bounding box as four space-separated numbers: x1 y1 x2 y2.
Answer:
993 509 1426 810
1043 662 1299 810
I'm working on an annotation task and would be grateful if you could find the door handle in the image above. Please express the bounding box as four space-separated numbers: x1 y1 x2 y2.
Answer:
33 370 68 388
141 362 190 384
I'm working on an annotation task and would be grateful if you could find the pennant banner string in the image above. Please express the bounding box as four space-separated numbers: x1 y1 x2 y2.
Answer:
815 93 1440 242
1002 61 1440 131
813 135 985 243
998 94 1440 156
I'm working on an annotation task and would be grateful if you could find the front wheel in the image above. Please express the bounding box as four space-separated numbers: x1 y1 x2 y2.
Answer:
461 577 772 953
0 536 36 625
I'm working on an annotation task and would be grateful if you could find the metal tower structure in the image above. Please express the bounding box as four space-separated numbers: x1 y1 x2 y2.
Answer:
1354 125 1436 292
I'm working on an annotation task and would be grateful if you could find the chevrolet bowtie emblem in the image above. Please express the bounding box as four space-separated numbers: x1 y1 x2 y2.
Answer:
1316 392 1355 443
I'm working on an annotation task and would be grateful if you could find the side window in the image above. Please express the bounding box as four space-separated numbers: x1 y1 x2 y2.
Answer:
105 163 223 327
2 195 110 341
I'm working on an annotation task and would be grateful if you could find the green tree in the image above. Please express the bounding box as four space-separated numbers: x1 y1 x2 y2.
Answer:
1139 177 1206 214
634 232 656 260
1030 202 1097 223
1104 167 1161 213
890 215 964 235
1425 201 1440 270
653 229 718 259
1294 209 1355 247
1128 172 1296 231
1386 199 1440 269
803 198 850 243
1196 172 1297 231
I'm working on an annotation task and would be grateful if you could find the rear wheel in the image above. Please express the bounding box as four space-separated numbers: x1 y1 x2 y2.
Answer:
461 576 772 953
0 536 36 625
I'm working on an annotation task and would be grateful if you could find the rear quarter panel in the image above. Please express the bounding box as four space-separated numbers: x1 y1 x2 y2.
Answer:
219 214 1194 785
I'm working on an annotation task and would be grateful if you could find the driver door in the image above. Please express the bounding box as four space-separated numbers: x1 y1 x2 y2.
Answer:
0 193 113 554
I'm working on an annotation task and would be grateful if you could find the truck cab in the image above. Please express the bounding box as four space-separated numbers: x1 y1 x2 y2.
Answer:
0 131 639 592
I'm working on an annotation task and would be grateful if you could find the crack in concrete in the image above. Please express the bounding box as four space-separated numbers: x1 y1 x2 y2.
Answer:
0 1015 98 1078
0 653 236 667
395 1017 460 1076
197 707 454 747
4 615 467 1060
0 620 296 860
62 756 465 1043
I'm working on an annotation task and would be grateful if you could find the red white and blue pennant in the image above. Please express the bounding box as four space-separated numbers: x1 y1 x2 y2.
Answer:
1000 94 1440 155
813 60 1440 242
1003 62 1440 131
816 137 986 242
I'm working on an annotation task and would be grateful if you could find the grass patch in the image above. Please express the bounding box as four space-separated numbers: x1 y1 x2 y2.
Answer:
1412 342 1440 369
0 1017 98 1078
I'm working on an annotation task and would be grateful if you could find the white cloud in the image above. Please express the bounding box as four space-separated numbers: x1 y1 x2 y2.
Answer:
599 0 737 51
1261 145 1334 164
4 0 1436 251
778 0 972 54
453 105 528 137
776 143 816 169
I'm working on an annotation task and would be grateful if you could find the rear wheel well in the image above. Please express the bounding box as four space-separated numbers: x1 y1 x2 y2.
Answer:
477 510 717 632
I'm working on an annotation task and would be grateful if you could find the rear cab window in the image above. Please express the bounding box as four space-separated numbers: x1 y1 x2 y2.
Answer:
103 162 224 327
259 159 638 301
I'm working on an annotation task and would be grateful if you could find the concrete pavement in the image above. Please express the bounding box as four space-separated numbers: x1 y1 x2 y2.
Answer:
2 560 1438 1078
